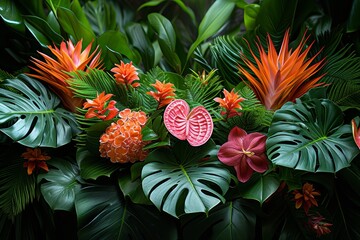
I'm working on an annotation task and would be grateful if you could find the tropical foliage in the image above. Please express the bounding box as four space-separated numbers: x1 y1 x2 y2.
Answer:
1 0 360 239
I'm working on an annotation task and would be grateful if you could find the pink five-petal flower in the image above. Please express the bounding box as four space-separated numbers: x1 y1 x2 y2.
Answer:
217 126 268 183
351 118 360 149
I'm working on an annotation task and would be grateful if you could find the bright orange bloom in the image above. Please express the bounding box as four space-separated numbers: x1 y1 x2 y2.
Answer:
351 118 360 149
293 182 320 214
239 29 325 110
28 39 103 111
111 61 140 88
21 148 51 175
308 213 333 237
147 80 176 108
214 89 245 118
99 109 148 163
83 92 119 120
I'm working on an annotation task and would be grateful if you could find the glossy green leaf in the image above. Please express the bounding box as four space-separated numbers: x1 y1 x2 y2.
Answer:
0 147 36 217
57 7 95 46
45 0 70 14
347 0 360 32
142 140 231 217
38 158 81 211
148 13 181 72
187 0 235 60
24 15 64 47
238 173 280 205
75 185 177 240
0 0 25 31
0 74 80 148
182 199 256 240
267 98 359 173
76 148 119 180
244 4 260 31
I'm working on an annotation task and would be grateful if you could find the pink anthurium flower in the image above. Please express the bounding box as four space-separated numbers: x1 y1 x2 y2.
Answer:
352 118 360 149
217 126 268 183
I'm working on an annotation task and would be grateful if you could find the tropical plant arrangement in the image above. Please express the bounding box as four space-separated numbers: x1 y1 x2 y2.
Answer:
1 0 360 239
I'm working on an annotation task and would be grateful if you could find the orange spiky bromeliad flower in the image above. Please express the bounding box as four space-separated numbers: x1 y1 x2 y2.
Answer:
111 61 140 88
99 109 149 163
28 39 103 111
239 29 325 110
214 89 245 119
83 91 119 120
22 148 51 175
293 182 321 215
147 80 176 109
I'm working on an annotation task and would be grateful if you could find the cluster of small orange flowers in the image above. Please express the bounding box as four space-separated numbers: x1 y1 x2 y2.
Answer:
21 148 51 175
111 61 140 88
308 213 333 237
147 80 176 109
99 109 148 163
83 91 119 120
214 89 245 118
293 182 320 215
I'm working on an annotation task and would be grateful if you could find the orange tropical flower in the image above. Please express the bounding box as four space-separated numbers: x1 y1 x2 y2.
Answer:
308 213 333 237
239 29 325 110
351 118 360 149
214 89 245 118
293 182 320 214
21 148 51 175
83 92 119 120
99 109 148 163
147 80 176 108
111 61 140 88
27 39 103 111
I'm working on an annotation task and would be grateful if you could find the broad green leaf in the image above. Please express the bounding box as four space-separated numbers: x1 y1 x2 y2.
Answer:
267 98 359 173
38 158 81 211
75 185 177 240
182 199 256 240
0 0 25 31
83 0 117 35
148 13 181 72
24 15 64 47
238 173 280 205
347 0 360 32
0 147 36 217
76 148 119 180
187 0 236 60
142 140 231 217
0 74 79 148
45 0 70 15
244 4 260 31
57 7 95 46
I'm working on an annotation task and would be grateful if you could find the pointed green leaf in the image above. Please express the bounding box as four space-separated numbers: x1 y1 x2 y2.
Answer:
267 99 360 173
142 140 231 217
0 0 25 32
0 74 79 148
38 158 81 211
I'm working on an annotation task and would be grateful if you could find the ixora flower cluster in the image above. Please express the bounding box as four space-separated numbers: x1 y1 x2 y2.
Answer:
1 28 359 239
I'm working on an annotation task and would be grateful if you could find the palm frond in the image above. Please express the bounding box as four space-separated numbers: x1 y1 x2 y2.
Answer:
68 69 128 107
0 69 14 82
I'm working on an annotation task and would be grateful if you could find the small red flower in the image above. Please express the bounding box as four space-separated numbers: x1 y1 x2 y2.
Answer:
293 182 320 215
147 80 176 108
21 148 51 175
83 92 119 120
111 61 140 88
308 213 333 237
217 126 268 183
351 118 360 149
214 89 245 118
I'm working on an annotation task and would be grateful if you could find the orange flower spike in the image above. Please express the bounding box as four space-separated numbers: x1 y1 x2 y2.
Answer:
147 80 176 109
83 92 119 120
239 29 325 110
111 61 140 88
293 182 321 214
21 148 51 175
214 89 245 118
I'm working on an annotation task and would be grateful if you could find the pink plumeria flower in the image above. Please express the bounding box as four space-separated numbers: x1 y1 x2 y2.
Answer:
217 126 268 183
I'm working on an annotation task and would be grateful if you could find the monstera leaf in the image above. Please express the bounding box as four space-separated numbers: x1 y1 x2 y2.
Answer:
141 140 231 218
75 185 177 240
267 98 359 173
0 74 79 148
